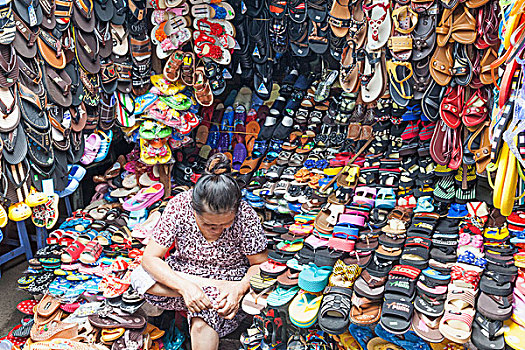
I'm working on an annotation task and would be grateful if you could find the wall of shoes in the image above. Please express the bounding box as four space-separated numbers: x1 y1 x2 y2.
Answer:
2 0 525 348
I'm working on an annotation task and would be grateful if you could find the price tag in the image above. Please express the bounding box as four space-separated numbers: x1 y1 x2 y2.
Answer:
42 179 55 196
28 5 37 27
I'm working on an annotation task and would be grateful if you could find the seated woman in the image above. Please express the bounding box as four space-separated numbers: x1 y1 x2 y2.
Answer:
131 153 267 350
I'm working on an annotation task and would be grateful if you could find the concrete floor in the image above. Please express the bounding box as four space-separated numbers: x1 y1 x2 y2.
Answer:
0 258 30 336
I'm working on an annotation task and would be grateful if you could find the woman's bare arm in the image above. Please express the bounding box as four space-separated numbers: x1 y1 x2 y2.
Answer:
142 240 217 312
215 250 268 319
142 240 233 289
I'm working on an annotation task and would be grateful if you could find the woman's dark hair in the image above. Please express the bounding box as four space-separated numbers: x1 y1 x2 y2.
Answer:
191 153 242 215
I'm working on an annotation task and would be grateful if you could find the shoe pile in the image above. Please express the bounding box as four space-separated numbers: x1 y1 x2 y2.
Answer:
1 293 168 349
3 0 525 348
11 154 186 349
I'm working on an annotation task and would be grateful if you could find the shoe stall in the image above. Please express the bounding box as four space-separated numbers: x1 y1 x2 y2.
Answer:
1 0 525 348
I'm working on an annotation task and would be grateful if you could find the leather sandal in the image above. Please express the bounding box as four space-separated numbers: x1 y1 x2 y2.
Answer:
451 5 477 44
328 0 351 38
451 43 473 86
468 121 491 174
411 4 437 61
37 31 66 69
429 43 453 86
163 51 183 82
435 8 452 47
193 67 213 107
388 4 418 61
462 89 488 128
439 85 463 129
413 57 432 99
339 40 361 93
181 52 195 86
479 47 498 85
422 80 444 122
348 0 367 48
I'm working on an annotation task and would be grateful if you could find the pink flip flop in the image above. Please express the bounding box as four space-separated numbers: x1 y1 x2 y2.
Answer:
122 183 164 211
80 133 102 165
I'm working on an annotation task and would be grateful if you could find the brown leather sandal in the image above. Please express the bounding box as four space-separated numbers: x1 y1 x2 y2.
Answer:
193 67 213 107
435 8 453 47
430 43 453 86
388 4 418 61
163 50 183 82
479 47 498 85
37 31 66 69
451 5 477 44
468 121 491 174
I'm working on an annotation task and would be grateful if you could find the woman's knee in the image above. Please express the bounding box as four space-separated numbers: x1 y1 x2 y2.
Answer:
190 317 218 337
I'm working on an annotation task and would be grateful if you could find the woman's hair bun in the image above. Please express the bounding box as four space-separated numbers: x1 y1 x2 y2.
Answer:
205 153 232 175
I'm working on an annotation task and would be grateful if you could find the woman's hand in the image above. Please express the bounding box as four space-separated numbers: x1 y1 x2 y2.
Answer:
180 282 214 313
215 282 245 320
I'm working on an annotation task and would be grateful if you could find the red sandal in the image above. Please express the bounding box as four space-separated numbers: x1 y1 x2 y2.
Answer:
61 241 86 263
439 85 464 129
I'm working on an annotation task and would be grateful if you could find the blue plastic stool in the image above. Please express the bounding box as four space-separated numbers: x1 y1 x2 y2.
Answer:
64 196 73 217
0 221 34 278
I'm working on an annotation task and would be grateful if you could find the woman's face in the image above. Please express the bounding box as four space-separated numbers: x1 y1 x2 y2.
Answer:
194 210 236 238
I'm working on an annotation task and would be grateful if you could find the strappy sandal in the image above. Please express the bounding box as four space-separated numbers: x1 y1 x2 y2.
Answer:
163 51 183 82
339 40 362 93
430 43 453 86
462 89 488 128
360 49 384 103
329 30 346 61
413 58 432 98
348 0 367 48
474 2 499 50
412 6 437 61
388 4 418 61
363 0 391 51
289 20 309 57
193 67 213 107
451 5 476 44
328 0 351 37
479 47 498 85
308 20 329 54
451 43 473 86
435 8 453 47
